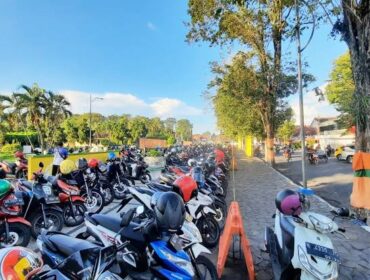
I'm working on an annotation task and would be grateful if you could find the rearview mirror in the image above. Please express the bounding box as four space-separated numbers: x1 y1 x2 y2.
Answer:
136 205 144 216
39 162 44 168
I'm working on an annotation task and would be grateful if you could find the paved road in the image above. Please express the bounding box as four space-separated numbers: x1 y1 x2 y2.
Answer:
274 151 353 208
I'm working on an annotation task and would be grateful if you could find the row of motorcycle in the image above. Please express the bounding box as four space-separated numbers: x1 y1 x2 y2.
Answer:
0 146 230 279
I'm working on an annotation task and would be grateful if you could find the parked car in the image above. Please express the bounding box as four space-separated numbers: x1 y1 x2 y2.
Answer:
335 145 355 163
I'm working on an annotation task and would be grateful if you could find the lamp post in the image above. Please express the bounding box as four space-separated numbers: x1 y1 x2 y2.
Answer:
89 94 104 148
295 0 315 188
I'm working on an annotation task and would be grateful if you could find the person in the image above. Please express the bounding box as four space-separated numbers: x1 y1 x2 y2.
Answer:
326 144 332 157
52 143 68 176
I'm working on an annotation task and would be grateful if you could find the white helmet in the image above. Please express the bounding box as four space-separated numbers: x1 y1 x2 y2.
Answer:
188 159 196 167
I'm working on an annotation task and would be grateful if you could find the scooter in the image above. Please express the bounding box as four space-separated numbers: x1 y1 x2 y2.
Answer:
125 156 152 184
265 189 342 280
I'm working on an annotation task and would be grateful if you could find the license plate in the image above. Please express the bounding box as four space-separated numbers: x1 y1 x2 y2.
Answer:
45 195 60 204
4 198 24 207
306 242 340 263
170 235 183 251
42 185 52 195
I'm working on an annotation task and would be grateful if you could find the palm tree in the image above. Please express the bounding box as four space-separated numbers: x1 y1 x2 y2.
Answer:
12 84 49 150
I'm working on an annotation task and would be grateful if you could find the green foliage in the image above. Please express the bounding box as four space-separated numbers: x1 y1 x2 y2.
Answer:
277 120 296 142
146 149 162 157
326 52 355 127
4 132 38 145
176 119 193 141
167 135 176 145
1 143 22 154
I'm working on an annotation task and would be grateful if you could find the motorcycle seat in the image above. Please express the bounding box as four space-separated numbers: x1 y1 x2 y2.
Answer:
90 214 122 233
136 187 155 196
280 215 295 251
147 183 172 193
41 232 98 257
19 179 33 190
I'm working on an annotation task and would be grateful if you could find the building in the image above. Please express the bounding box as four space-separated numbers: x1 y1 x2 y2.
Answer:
310 117 354 148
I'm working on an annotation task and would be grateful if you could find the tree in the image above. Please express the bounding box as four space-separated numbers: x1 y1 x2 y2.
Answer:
332 1 370 151
128 116 149 144
277 120 296 142
176 119 193 141
187 0 297 164
164 118 177 132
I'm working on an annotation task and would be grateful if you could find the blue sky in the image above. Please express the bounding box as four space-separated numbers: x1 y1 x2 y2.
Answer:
0 1 348 132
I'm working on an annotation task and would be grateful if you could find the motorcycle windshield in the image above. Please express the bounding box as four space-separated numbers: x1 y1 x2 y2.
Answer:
55 246 116 279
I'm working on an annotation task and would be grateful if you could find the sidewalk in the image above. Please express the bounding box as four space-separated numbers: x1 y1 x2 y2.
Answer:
223 151 370 280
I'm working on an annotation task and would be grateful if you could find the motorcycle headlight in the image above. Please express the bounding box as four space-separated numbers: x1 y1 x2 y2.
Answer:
65 189 80 196
298 246 338 280
309 215 334 234
159 249 194 277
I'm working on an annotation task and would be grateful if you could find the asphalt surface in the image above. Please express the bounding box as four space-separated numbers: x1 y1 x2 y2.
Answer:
274 150 353 208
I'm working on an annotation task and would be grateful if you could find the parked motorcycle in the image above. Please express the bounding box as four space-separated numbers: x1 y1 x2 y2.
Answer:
16 167 64 237
125 155 152 184
0 180 31 247
265 188 342 280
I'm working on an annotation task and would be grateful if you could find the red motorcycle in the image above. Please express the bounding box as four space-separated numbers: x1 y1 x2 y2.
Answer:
36 162 87 227
0 187 31 247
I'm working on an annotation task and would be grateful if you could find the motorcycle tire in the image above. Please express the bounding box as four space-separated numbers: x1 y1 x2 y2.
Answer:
112 180 129 199
0 223 31 247
29 209 64 238
63 201 87 227
194 255 218 280
82 189 104 214
139 173 152 184
101 185 114 206
214 201 227 229
196 216 220 248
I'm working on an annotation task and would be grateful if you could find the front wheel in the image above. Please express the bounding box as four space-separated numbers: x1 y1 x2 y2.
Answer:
214 201 227 229
29 209 64 238
112 180 129 199
336 154 342 161
196 216 220 248
0 223 31 247
63 201 87 227
82 189 104 214
346 156 353 164
101 185 114 206
194 255 218 280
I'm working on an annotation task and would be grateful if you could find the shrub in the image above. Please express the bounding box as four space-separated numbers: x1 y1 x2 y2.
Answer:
146 149 162 157
4 132 38 145
1 143 22 154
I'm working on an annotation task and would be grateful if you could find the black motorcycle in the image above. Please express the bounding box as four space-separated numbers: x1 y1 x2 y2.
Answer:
16 171 64 238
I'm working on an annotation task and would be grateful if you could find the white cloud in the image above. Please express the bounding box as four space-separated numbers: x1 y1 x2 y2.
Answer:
289 83 339 125
147 21 157 31
60 90 202 119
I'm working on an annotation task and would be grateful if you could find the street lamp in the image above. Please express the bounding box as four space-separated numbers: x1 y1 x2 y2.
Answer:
295 0 316 188
89 94 104 148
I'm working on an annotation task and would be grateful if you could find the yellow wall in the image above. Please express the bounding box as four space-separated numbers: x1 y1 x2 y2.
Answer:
245 135 253 157
28 151 117 179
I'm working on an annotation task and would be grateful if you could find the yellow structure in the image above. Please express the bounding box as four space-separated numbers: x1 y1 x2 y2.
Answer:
236 135 253 157
27 151 117 179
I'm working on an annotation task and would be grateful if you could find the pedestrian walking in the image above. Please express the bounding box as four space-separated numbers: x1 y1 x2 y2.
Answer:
52 142 68 175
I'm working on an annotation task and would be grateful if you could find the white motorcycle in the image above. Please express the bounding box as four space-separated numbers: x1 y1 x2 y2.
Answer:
265 189 343 280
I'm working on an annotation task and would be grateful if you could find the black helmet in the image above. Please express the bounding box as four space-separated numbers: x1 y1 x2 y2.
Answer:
153 191 185 232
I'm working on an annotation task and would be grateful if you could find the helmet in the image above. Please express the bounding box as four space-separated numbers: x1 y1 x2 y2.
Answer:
77 158 88 169
173 175 198 202
60 159 76 175
108 152 116 161
0 180 11 198
0 247 43 280
188 159 196 167
153 192 185 232
59 148 68 159
275 189 302 216
14 151 24 159
88 158 99 169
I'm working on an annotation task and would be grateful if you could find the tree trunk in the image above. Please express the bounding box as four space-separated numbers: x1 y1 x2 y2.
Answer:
264 122 275 165
342 2 370 151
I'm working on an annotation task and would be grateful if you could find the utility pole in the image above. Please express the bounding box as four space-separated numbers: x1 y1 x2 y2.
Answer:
89 94 103 148
295 0 307 188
